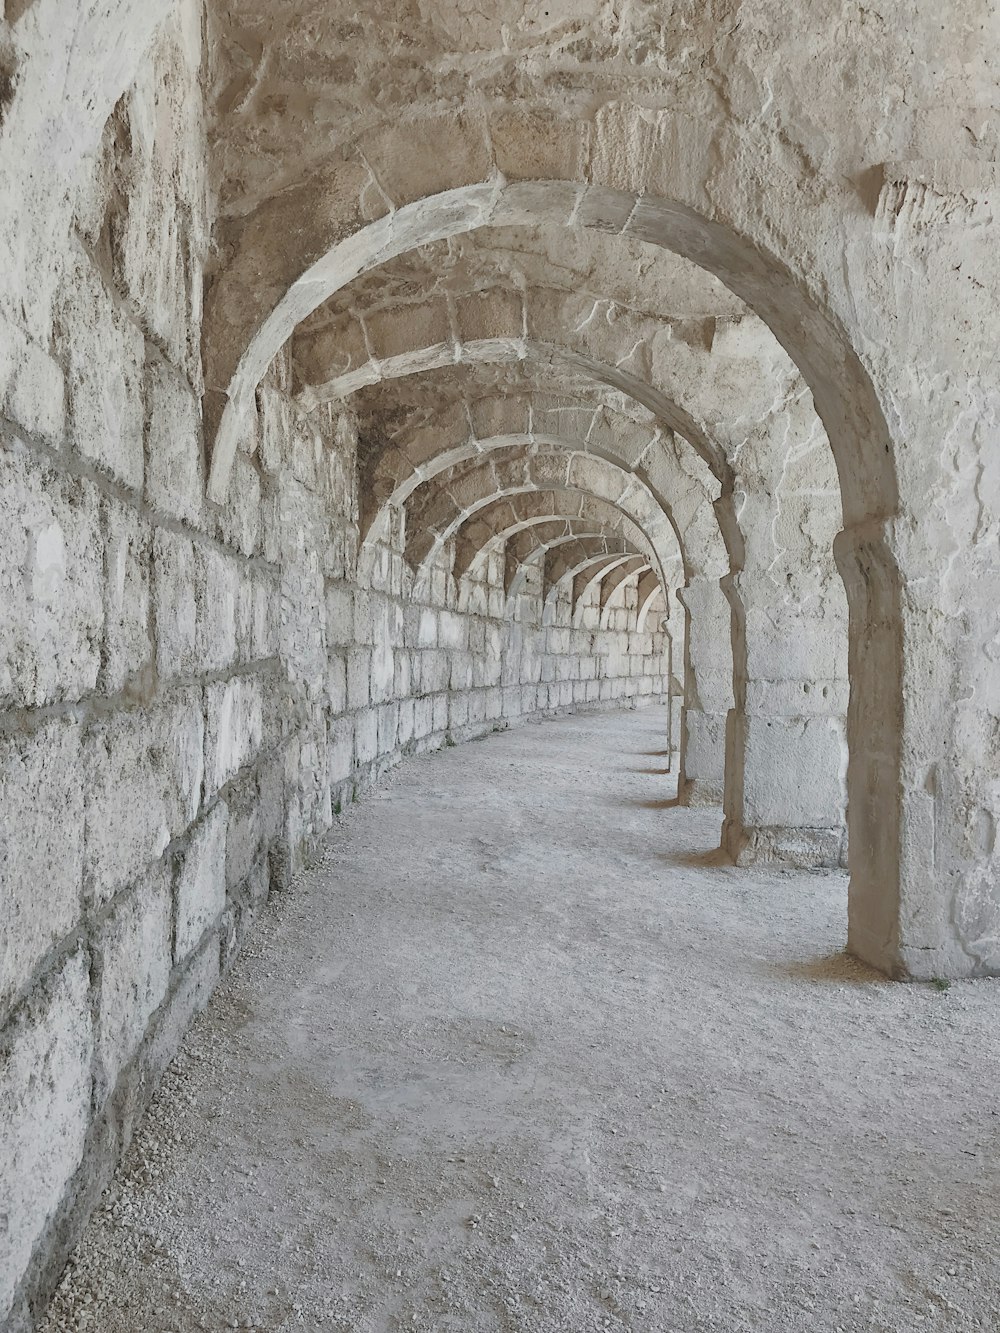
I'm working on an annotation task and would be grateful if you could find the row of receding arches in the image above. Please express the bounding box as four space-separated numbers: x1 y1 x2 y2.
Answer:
7 4 995 983
218 206 848 851
220 204 851 894
206 130 879 929
199 112 898 961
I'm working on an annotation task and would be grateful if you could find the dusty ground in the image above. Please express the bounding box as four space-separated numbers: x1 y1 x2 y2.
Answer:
41 707 1000 1332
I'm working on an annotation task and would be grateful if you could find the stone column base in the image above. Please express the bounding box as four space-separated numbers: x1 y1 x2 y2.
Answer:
679 708 727 807
680 777 725 807
723 817 848 869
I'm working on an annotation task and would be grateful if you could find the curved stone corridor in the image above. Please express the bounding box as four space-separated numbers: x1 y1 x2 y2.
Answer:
41 709 1000 1333
4 2 1000 1325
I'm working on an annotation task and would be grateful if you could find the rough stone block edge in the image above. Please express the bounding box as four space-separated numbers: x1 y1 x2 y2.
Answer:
0 668 287 1030
2 837 279 1333
2 711 296 1333
0 410 279 588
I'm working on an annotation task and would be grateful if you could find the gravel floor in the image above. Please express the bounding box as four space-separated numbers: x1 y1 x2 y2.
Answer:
41 706 1000 1332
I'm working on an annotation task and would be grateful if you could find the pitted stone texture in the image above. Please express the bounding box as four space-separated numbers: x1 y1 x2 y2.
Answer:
94 863 172 1094
151 527 199 679
204 674 269 798
56 255 145 492
83 690 205 909
0 443 104 710
0 720 85 1014
100 496 153 697
175 803 228 962
0 950 93 1321
145 358 205 526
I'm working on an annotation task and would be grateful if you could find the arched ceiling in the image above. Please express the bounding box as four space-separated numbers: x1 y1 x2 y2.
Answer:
203 0 975 224
451 494 658 583
403 448 676 582
289 225 799 468
199 0 899 614
350 374 725 585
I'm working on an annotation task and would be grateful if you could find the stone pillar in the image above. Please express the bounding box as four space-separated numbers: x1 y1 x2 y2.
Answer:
722 570 848 867
836 517 1000 982
661 614 684 772
676 579 732 805
835 162 1000 980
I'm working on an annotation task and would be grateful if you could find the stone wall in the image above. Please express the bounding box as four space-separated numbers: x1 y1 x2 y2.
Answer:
0 8 667 1326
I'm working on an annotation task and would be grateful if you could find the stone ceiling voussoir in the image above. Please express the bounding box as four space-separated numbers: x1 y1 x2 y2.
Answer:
355 110 494 212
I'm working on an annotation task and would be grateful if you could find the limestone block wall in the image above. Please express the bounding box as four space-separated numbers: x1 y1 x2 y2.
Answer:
0 10 293 1327
324 554 669 815
0 10 667 1325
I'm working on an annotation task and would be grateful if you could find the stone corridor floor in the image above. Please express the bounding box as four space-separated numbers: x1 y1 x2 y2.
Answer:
42 706 1000 1332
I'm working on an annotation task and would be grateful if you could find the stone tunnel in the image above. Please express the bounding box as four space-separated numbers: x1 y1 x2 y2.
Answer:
2 1 1000 1327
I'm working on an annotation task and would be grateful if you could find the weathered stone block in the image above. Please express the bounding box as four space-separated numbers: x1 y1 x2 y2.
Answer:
438 610 467 650
328 654 348 713
216 453 262 557
84 690 204 907
289 418 321 491
100 496 153 696
450 652 473 692
370 635 395 704
423 650 450 693
195 546 238 672
0 445 104 709
0 950 93 1319
252 571 279 660
174 802 228 961
0 325 65 445
377 703 399 755
152 527 198 680
145 941 219 1085
355 709 378 765
95 862 171 1094
347 649 371 710
679 708 727 806
326 583 354 647
204 676 264 798
235 569 254 662
257 387 292 477
111 15 207 380
145 357 204 525
328 717 354 784
433 693 449 732
393 651 411 700
0 720 84 1013
736 713 848 829
224 762 281 893
408 651 423 695
413 696 433 740
397 698 415 748
352 589 373 644
416 608 437 648
57 255 144 490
